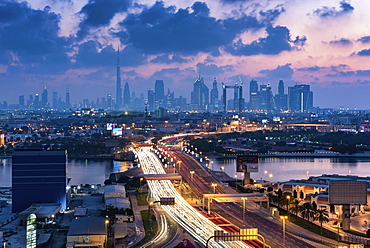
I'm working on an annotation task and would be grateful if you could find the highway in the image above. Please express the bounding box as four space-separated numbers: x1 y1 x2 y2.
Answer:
133 146 252 248
167 150 336 248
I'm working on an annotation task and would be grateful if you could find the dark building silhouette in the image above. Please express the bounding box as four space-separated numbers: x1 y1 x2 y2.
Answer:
53 92 58 109
155 80 165 109
147 89 155 111
12 149 68 213
41 86 48 109
66 88 71 108
248 80 258 110
258 84 275 111
19 95 24 107
107 94 113 110
210 77 219 110
191 76 209 110
275 80 288 111
288 84 313 112
123 82 130 107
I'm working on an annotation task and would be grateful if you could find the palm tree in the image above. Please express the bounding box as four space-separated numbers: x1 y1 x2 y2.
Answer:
289 199 301 215
313 208 329 234
300 202 314 222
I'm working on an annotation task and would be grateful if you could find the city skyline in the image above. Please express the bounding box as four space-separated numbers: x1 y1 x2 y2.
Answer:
1 0 370 108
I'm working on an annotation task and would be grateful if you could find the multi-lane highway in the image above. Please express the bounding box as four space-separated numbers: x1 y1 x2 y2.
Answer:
133 146 251 248
167 149 337 248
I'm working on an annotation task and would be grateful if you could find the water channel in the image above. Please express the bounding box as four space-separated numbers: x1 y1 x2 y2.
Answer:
1 157 370 187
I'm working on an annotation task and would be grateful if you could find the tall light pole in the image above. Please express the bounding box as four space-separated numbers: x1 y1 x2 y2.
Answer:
139 177 143 194
264 170 268 181
280 216 288 244
234 174 238 189
105 219 110 247
336 211 340 243
177 161 182 174
220 166 225 181
190 171 195 200
286 195 291 220
241 197 247 220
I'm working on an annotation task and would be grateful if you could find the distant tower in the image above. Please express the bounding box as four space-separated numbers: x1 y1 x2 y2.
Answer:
288 84 313 112
154 80 165 108
53 92 58 109
66 88 71 108
123 82 130 107
34 94 39 110
19 95 25 108
191 75 209 111
275 80 288 111
147 89 155 111
210 77 219 110
107 94 113 110
248 80 258 110
41 85 48 109
115 48 122 110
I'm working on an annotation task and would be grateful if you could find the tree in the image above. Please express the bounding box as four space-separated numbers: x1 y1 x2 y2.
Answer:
313 208 329 234
289 199 301 215
300 202 314 222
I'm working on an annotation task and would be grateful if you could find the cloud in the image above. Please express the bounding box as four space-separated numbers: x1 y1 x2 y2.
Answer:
196 63 233 75
297 66 323 72
326 69 370 77
357 49 370 56
0 2 70 62
118 1 270 55
259 63 293 79
329 38 352 46
150 54 190 64
74 41 146 67
358 36 370 43
226 26 306 56
77 0 132 38
313 1 354 18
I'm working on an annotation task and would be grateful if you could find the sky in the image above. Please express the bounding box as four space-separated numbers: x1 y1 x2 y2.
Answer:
1 0 370 108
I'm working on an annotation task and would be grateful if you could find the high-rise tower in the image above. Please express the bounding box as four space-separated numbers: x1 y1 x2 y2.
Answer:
123 82 130 107
41 85 48 109
288 84 313 112
155 80 165 109
115 48 122 110
210 77 219 110
191 75 209 110
66 88 71 108
248 80 258 110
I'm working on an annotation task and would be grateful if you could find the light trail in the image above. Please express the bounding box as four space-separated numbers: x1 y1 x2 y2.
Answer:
133 147 251 248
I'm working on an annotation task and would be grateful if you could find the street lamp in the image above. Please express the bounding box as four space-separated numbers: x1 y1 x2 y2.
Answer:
269 173 273 181
280 216 288 243
211 183 217 197
264 170 268 181
336 211 340 243
234 174 238 189
220 166 225 181
190 171 195 200
241 197 247 220
286 195 291 220
177 161 182 174
139 178 144 194
306 171 309 178
105 219 110 247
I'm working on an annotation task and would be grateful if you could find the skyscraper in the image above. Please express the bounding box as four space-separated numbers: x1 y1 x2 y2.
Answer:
41 86 48 109
107 94 113 110
210 77 219 110
53 92 58 109
275 80 288 111
155 80 165 109
123 82 130 107
115 48 122 110
34 94 39 110
66 88 71 108
258 84 275 111
248 80 258 110
191 76 209 110
19 95 24 107
147 89 155 111
288 84 313 112
12 149 68 212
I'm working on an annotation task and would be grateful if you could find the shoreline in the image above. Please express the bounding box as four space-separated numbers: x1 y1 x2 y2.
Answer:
216 152 370 159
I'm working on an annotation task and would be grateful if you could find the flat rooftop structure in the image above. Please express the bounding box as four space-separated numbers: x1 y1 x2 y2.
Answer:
105 198 130 209
19 203 62 219
67 217 107 236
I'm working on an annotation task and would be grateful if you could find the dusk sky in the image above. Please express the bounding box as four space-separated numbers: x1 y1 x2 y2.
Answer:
1 0 370 108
